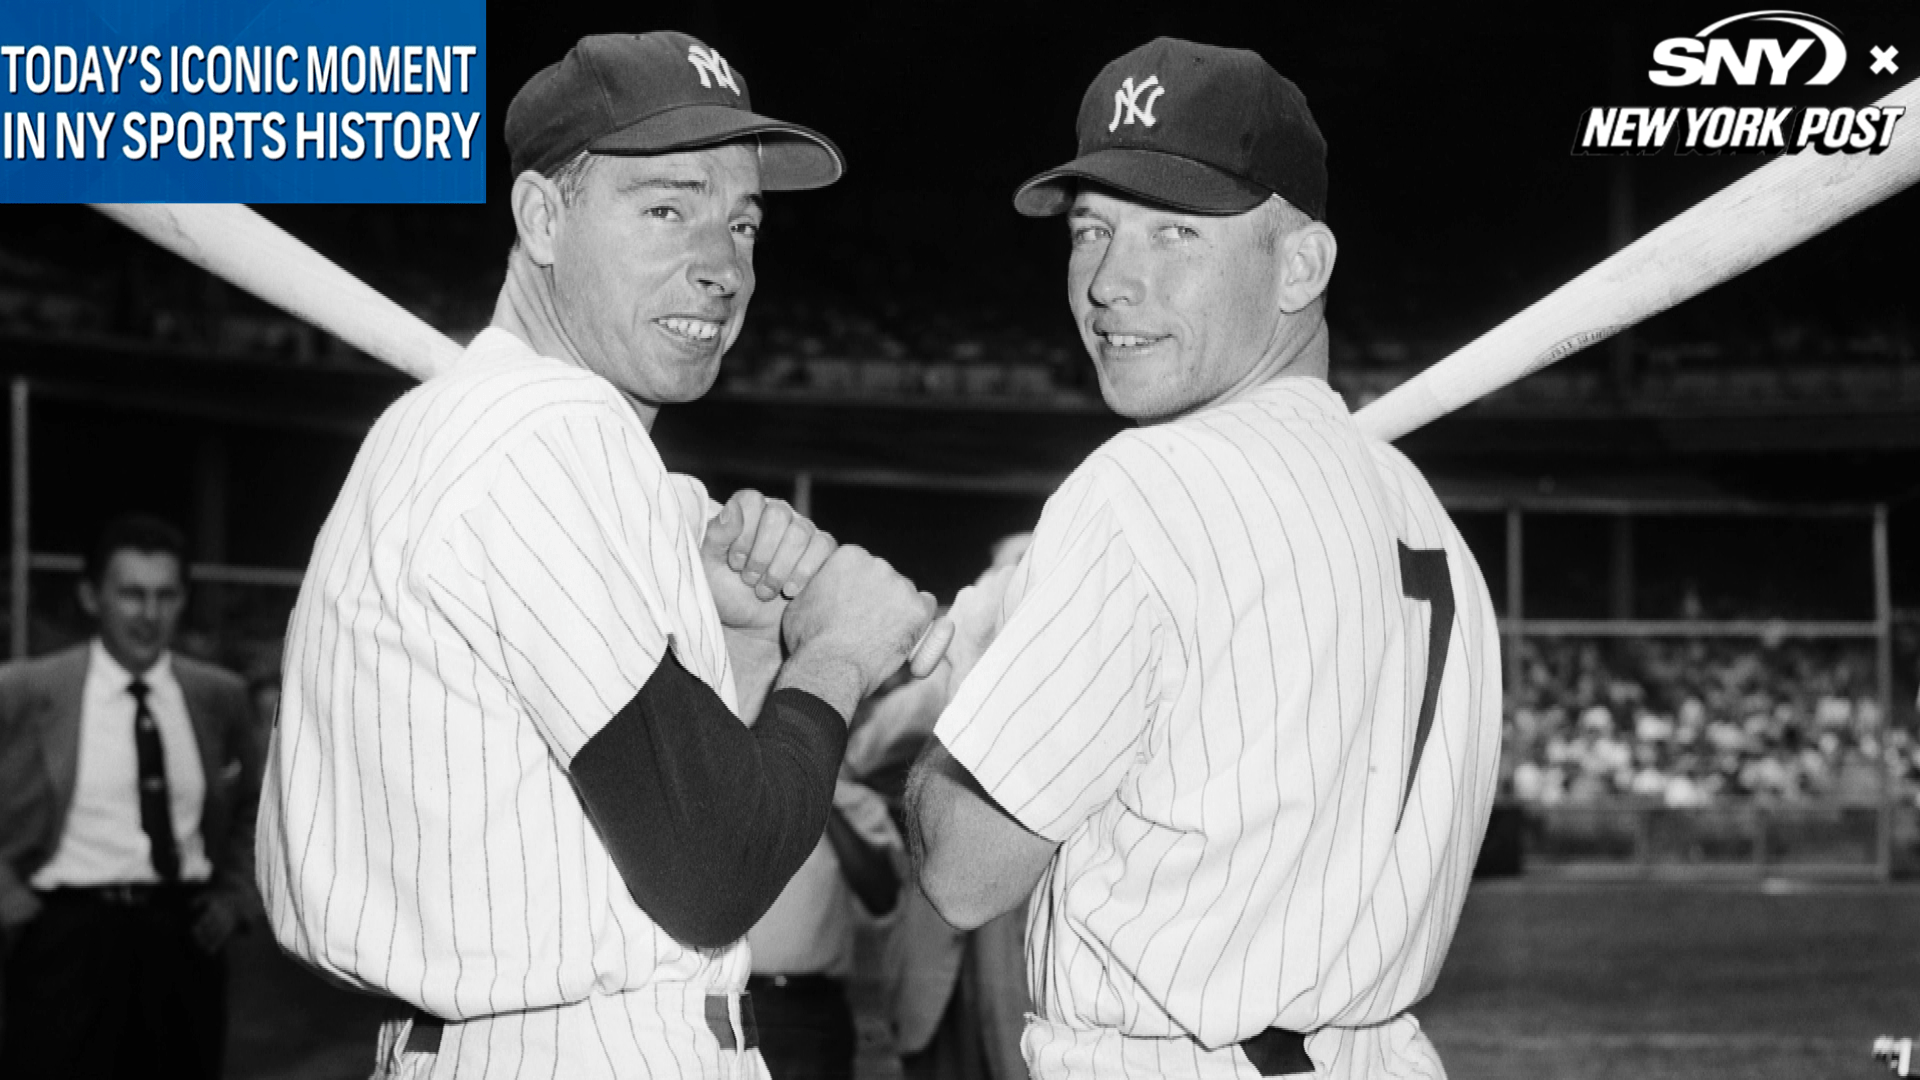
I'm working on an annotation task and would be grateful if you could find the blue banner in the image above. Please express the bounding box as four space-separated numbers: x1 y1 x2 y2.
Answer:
0 0 485 202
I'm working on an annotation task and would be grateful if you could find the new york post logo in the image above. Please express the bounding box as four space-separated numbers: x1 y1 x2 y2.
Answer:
1572 10 1905 156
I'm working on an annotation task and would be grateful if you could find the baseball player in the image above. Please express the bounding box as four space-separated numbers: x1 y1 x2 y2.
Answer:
256 32 937 1080
905 38 1503 1080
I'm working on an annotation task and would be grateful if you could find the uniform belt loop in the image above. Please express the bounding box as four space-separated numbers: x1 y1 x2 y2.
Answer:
405 1011 445 1054
704 992 759 1051
704 995 734 1050
1239 1026 1314 1076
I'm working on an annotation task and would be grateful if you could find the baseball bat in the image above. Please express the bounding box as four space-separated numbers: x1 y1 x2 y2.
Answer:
1354 77 1920 443
90 203 465 382
90 201 955 674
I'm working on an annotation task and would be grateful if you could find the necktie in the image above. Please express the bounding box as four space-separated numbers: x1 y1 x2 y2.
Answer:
129 678 180 882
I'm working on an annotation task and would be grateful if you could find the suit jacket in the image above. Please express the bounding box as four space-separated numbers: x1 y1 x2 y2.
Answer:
889 884 970 1054
852 655 1030 1079
887 886 1031 1080
0 643 261 918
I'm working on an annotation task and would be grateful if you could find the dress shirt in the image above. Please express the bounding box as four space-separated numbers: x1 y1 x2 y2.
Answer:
32 641 211 887
748 836 856 977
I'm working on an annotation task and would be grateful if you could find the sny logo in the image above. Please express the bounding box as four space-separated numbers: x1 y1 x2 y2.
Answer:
1649 10 1846 86
687 45 740 94
1572 9 1906 155
1109 75 1164 132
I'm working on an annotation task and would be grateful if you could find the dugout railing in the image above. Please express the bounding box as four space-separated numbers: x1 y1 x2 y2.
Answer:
1521 796 1901 881
1453 493 1902 882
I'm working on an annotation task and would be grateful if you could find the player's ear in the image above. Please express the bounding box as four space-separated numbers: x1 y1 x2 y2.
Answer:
511 169 565 268
1275 221 1337 314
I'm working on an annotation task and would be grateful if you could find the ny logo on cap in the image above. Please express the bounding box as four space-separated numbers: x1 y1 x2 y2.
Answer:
1109 75 1164 132
687 44 741 94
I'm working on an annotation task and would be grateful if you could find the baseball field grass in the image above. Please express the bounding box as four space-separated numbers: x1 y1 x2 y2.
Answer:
225 879 1920 1079
1420 880 1920 1080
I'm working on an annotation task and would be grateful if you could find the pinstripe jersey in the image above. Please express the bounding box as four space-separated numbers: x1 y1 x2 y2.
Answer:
258 327 764 1080
935 377 1501 1080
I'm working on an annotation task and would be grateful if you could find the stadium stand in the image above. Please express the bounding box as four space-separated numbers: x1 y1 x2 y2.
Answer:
1504 637 1920 808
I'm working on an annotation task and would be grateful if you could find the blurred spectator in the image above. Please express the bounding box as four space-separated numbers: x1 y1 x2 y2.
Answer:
246 669 281 741
849 534 1033 1080
0 514 260 1078
747 776 904 1080
1502 637 1920 808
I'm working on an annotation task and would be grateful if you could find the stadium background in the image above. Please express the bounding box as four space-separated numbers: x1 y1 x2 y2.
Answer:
0 0 1914 1076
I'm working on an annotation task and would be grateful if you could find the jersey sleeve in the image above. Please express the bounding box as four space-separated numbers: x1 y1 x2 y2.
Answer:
934 461 1168 842
669 471 724 547
434 408 685 764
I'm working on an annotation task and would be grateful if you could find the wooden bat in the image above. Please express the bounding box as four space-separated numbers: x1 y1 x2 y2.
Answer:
1355 77 1920 442
90 203 464 382
92 201 955 673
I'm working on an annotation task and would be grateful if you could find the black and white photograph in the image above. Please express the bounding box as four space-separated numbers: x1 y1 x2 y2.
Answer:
0 1 1916 1078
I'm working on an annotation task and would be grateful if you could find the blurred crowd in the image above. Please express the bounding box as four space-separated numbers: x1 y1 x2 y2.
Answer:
717 296 1089 401
1 215 1914 411
1503 637 1920 807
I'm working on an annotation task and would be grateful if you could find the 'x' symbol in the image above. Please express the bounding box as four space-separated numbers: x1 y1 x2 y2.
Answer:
1870 45 1899 75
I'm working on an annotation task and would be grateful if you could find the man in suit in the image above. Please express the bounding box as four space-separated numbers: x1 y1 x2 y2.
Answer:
0 513 260 1079
848 536 1033 1080
747 776 903 1080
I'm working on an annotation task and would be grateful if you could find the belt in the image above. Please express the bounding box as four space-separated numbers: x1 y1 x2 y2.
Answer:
403 992 760 1055
1238 1027 1314 1077
42 883 202 907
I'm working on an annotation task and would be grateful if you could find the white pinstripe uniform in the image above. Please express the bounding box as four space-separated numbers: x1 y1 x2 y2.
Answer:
935 377 1502 1080
257 327 766 1080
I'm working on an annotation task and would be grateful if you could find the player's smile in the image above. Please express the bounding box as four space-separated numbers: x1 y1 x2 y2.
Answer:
1091 332 1173 377
655 314 727 346
1089 314 1174 366
1096 330 1169 351
657 316 722 342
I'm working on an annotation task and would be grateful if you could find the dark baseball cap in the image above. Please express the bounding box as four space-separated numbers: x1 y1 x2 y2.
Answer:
505 31 844 190
1014 37 1326 219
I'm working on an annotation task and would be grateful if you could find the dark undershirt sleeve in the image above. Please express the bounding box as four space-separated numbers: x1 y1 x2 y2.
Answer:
568 650 847 948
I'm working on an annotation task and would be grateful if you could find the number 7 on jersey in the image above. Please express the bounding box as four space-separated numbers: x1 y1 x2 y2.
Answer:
1397 542 1454 829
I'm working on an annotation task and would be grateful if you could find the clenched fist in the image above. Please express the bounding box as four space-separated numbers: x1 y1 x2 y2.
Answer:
701 489 835 633
779 545 937 715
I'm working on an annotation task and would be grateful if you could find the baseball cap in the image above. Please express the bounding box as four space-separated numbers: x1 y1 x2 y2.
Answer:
505 32 844 190
1013 37 1326 219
